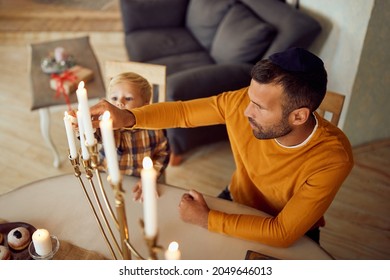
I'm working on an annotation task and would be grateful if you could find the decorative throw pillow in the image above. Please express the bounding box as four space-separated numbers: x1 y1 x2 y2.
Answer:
186 0 234 50
210 3 277 64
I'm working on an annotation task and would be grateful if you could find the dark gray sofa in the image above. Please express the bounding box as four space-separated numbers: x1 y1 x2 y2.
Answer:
119 0 321 159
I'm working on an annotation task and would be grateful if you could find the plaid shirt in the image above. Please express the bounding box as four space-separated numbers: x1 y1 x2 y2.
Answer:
97 129 170 178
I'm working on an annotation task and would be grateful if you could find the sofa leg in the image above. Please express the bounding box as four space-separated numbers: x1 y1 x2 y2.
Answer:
169 153 184 166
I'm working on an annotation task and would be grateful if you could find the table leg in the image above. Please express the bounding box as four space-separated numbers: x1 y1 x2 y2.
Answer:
39 108 60 168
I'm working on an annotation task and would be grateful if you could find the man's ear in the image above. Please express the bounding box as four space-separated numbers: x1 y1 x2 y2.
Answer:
289 107 311 125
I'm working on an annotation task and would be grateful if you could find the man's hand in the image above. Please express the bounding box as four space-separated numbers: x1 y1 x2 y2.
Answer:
178 190 210 229
89 99 136 129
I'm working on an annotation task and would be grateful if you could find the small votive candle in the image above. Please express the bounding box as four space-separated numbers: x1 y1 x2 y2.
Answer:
165 241 181 260
32 229 52 256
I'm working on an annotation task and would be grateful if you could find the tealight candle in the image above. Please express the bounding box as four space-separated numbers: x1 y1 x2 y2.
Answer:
76 81 95 146
141 156 158 238
99 111 120 184
63 111 77 159
32 229 52 256
165 241 181 260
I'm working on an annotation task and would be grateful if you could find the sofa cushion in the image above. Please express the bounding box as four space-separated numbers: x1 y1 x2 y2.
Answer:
149 51 214 75
167 63 252 101
210 3 276 64
186 0 234 50
125 28 203 61
120 0 189 33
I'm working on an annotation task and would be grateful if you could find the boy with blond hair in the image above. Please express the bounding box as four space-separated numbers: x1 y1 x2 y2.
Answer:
98 72 170 188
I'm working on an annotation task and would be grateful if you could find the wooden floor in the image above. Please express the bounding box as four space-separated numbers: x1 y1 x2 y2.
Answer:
0 0 389 260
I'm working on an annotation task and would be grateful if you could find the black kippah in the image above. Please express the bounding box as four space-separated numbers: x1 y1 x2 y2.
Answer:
269 47 324 73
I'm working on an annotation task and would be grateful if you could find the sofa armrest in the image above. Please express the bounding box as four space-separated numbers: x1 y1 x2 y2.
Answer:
120 0 190 34
167 64 252 101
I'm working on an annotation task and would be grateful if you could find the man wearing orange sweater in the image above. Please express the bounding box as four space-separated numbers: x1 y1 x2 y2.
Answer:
90 48 353 247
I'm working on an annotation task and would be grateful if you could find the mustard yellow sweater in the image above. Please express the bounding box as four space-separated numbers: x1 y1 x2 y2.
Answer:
131 87 354 247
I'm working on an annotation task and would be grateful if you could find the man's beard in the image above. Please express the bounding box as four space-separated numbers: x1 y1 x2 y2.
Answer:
248 117 292 140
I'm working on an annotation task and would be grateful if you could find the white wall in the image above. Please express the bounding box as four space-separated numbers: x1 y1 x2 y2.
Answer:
299 0 374 128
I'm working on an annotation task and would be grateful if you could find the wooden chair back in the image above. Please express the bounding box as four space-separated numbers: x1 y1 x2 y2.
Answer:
316 91 345 126
105 60 167 103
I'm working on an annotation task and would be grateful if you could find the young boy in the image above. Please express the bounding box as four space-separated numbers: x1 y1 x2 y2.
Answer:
97 72 170 186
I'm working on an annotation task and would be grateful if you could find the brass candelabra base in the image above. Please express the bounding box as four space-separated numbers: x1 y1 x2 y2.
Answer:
68 145 163 260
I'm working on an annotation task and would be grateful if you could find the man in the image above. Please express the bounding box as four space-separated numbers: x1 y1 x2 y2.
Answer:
89 48 353 247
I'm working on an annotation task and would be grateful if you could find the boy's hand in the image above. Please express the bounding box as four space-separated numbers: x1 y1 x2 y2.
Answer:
67 109 77 119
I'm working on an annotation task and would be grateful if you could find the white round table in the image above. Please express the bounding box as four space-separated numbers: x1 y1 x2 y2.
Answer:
0 173 333 260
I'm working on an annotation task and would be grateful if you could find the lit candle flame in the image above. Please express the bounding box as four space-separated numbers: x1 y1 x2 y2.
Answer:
78 81 85 89
168 241 179 251
102 111 111 121
143 156 153 169
165 241 181 260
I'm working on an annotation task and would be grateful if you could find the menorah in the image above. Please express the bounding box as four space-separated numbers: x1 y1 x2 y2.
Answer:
67 143 162 260
63 82 175 260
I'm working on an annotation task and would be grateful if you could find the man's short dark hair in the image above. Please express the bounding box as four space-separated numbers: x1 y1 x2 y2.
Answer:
251 48 328 115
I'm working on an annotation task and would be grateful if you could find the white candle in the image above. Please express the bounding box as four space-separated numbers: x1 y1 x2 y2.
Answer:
32 229 52 256
165 241 181 260
99 111 120 184
54 47 66 63
63 111 77 159
141 156 158 238
76 81 95 146
76 110 90 160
